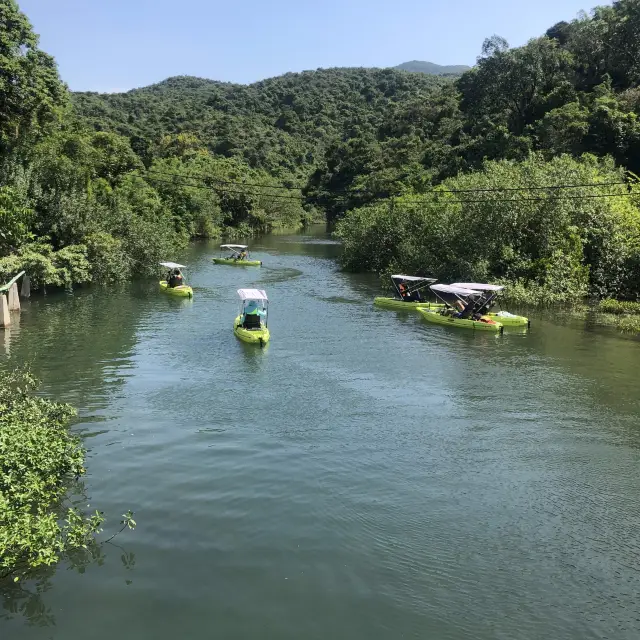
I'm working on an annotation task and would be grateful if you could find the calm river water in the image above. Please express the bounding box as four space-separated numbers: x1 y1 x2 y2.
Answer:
2 227 640 639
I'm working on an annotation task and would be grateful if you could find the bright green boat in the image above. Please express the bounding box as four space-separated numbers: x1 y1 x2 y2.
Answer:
374 275 443 311
213 244 262 267
159 261 193 299
418 307 503 332
374 297 445 310
418 284 504 333
159 281 193 298
451 283 529 327
234 288 270 346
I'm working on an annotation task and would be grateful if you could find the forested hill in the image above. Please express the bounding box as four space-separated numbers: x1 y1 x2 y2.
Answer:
71 69 450 179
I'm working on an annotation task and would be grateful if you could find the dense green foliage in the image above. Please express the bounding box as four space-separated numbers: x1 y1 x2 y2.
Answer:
0 1 66 151
335 154 640 301
72 69 448 180
598 298 640 315
0 369 103 580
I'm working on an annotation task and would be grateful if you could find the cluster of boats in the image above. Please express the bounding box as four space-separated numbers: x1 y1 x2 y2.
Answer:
159 244 270 346
374 275 529 333
159 248 528 346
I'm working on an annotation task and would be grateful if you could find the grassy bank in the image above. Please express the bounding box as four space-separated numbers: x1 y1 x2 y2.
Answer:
595 299 640 333
597 298 640 315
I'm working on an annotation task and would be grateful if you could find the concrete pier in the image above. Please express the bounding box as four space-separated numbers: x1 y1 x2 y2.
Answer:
20 274 30 299
0 294 9 329
8 282 20 311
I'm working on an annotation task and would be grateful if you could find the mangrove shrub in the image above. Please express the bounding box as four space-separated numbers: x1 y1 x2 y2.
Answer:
0 369 103 581
335 154 640 302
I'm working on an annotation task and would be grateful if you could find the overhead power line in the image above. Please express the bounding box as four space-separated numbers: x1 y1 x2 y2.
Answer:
402 191 640 206
144 174 306 200
143 169 304 191
141 167 635 198
143 171 640 207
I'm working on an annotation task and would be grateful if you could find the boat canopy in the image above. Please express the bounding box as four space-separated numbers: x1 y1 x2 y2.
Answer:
452 283 504 292
221 244 248 250
391 274 437 283
159 261 186 269
237 288 268 301
431 284 481 296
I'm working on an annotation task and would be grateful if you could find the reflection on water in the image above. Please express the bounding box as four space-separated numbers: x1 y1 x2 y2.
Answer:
2 225 640 640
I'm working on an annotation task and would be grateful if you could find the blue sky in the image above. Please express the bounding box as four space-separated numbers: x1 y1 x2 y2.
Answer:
19 0 609 92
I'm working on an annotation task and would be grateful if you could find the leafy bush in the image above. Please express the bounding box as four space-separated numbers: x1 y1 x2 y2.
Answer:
335 154 640 303
0 369 103 581
0 242 92 289
0 186 33 254
598 298 640 314
84 232 131 283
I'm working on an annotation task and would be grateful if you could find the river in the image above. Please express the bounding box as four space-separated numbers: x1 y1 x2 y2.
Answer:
2 226 640 639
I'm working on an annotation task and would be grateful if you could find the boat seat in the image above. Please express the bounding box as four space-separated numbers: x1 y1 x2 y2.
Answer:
243 313 262 329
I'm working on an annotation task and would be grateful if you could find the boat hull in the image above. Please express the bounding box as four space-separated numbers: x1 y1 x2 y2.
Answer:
417 308 503 332
159 281 193 298
213 258 262 267
487 313 529 327
234 316 270 345
374 297 445 311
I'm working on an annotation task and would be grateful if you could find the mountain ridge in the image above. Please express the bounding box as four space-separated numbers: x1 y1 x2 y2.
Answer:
82 62 470 96
394 60 471 75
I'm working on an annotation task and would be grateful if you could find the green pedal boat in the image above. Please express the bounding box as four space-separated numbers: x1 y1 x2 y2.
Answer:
451 283 529 327
234 288 270 346
418 307 503 332
374 274 443 310
213 244 262 267
159 261 193 298
418 284 504 333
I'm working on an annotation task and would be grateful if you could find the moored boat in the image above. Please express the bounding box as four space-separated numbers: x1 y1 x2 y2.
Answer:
451 283 529 327
418 284 503 333
374 275 443 310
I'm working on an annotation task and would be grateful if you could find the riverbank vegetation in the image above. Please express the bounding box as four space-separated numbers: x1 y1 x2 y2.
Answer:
335 154 640 303
596 298 640 333
0 369 103 581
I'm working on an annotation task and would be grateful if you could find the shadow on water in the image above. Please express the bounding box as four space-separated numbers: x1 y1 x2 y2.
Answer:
256 267 304 285
0 542 135 629
237 339 270 366
0 475 136 630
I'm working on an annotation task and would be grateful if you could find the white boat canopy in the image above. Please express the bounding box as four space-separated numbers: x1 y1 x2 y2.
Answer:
431 284 481 296
237 288 268 301
159 261 186 269
391 275 437 282
221 244 248 250
452 283 505 292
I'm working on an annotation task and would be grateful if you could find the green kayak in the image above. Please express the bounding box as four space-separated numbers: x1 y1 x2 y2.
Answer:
418 308 504 333
214 244 262 267
374 297 445 311
213 257 262 267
